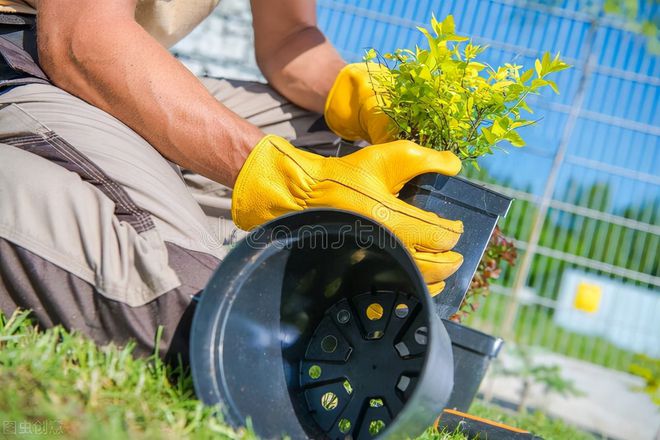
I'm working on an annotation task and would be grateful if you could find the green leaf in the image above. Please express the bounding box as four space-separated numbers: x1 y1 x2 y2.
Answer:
446 35 470 42
468 61 486 71
482 127 496 144
491 119 505 136
364 48 377 62
519 100 534 114
520 68 534 83
431 13 441 36
535 58 543 77
442 14 456 35
547 79 560 94
531 78 549 89
417 26 441 67
506 130 526 147
417 26 434 46
499 117 511 130
510 119 531 129
541 52 551 73
419 65 433 81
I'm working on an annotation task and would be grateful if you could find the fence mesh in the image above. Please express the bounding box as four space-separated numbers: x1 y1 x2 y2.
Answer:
174 0 659 371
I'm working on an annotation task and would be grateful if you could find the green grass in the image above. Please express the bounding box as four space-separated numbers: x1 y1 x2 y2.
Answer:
0 310 592 439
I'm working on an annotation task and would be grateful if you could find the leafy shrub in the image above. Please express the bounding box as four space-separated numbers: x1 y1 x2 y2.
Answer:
365 15 570 168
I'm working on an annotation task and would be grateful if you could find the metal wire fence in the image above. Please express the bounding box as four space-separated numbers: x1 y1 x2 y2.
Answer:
174 0 659 371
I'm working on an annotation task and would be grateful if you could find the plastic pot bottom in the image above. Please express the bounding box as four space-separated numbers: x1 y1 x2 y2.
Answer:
190 209 455 439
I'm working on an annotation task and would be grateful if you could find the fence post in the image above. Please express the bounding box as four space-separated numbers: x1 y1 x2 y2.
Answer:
501 18 600 340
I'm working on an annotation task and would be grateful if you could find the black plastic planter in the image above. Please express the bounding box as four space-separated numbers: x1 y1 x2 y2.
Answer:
399 173 512 412
442 320 504 411
399 173 512 319
190 209 455 440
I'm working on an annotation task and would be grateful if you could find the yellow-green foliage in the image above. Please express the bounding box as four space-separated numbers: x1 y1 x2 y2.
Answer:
629 354 660 407
365 15 570 168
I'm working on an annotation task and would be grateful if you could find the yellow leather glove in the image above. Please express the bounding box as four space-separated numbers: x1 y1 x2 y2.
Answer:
324 63 396 144
232 135 464 296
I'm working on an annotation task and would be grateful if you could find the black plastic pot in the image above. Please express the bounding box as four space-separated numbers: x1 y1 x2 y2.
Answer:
190 209 455 440
399 173 512 412
399 173 512 319
442 320 504 411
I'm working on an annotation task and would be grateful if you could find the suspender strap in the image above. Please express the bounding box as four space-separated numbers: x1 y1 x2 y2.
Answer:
0 13 49 88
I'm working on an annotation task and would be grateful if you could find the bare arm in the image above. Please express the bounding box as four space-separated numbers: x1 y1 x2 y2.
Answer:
37 0 263 186
251 0 346 113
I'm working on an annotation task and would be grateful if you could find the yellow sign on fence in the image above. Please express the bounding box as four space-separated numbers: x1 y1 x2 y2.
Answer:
573 282 603 313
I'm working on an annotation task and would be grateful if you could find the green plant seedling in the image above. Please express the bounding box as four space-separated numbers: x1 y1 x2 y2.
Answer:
365 14 570 169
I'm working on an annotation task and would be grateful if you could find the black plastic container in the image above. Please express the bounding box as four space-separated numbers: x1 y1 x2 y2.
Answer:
399 173 512 411
442 320 504 411
190 209 455 440
399 173 512 319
